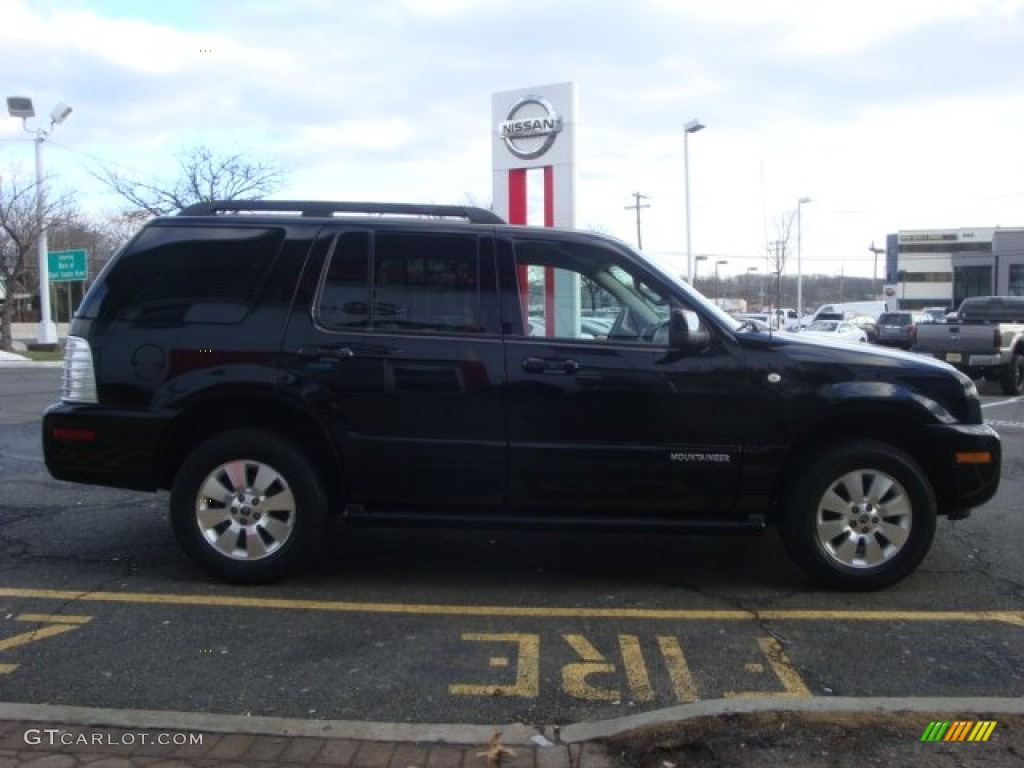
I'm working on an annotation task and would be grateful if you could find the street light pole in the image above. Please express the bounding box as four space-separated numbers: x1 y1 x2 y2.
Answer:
715 259 728 301
684 119 705 283
796 196 811 322
693 254 708 294
6 96 73 348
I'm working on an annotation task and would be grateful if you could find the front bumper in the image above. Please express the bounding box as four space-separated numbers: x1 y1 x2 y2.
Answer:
922 422 1002 515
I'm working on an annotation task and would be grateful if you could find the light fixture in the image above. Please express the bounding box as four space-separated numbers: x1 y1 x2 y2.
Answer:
6 96 35 118
50 102 72 125
6 94 74 347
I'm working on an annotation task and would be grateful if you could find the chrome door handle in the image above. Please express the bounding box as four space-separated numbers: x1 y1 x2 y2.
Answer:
298 345 354 360
521 357 580 375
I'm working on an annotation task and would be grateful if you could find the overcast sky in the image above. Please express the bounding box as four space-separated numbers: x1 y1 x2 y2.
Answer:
2 0 1023 278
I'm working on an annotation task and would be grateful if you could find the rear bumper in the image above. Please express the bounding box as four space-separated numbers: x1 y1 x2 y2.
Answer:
920 351 1006 369
922 422 1001 514
42 403 173 491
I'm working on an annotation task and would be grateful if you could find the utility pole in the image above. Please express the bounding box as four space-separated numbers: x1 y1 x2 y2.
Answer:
625 192 650 250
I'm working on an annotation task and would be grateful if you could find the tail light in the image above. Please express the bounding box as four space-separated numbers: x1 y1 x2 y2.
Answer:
61 336 98 404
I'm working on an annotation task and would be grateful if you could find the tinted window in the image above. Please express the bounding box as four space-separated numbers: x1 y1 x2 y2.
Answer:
87 226 284 324
879 313 911 326
318 231 490 334
318 232 371 328
375 233 481 332
513 237 677 343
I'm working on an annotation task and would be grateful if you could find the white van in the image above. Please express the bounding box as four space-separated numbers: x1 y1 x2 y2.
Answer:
775 308 800 331
803 301 889 326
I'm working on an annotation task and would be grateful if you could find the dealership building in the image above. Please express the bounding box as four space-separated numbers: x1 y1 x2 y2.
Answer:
884 226 1024 309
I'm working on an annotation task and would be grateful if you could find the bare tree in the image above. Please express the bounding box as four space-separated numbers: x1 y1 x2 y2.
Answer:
96 145 284 217
767 213 795 312
0 170 77 351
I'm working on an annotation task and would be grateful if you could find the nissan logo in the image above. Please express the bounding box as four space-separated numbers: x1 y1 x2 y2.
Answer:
499 95 563 160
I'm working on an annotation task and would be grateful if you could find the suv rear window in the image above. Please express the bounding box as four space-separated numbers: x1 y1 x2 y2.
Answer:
80 225 284 324
878 312 912 326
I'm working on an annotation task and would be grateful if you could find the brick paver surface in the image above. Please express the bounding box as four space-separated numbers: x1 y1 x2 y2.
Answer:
0 721 603 767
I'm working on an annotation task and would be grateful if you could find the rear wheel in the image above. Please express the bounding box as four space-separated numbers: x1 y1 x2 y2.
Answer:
1000 353 1024 396
779 440 936 590
170 429 329 584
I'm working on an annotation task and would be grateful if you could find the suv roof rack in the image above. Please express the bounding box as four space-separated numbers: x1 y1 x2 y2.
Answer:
177 200 505 224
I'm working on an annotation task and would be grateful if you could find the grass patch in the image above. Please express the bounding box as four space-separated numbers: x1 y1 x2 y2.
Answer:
22 348 64 362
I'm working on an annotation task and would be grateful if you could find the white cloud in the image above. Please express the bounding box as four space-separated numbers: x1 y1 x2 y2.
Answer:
2 0 1023 279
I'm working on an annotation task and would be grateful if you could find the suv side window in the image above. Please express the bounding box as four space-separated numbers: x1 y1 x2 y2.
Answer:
318 232 371 329
84 226 285 325
512 237 674 343
318 231 496 334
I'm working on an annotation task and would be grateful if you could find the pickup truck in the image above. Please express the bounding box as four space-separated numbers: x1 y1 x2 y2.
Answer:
915 296 1024 395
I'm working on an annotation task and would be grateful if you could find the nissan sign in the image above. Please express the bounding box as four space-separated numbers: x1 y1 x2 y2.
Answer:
500 95 563 160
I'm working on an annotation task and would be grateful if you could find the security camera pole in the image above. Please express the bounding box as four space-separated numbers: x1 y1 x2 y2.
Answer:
5 96 73 348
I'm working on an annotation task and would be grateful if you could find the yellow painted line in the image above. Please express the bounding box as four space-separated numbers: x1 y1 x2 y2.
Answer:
449 633 539 697
657 636 699 702
15 613 92 625
0 587 1022 626
0 624 83 652
619 635 655 702
734 637 812 698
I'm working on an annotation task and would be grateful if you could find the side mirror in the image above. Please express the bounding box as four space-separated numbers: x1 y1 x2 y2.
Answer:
669 309 709 350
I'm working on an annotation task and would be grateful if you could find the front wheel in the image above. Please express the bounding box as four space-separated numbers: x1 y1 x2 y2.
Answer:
778 440 936 591
170 429 329 584
1000 353 1024 396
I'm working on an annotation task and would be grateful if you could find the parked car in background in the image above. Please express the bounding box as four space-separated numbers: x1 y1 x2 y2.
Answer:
915 296 1024 395
732 313 774 332
799 319 869 344
876 311 927 350
774 307 800 331
580 316 614 338
801 301 889 327
848 315 879 343
530 316 614 338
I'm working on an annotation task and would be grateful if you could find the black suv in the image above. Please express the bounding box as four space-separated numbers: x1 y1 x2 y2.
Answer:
43 201 1002 589
876 311 926 350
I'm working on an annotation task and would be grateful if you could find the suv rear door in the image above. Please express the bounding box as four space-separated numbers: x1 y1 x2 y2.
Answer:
280 225 507 513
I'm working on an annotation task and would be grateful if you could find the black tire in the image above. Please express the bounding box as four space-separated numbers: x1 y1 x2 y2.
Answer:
1000 353 1024 396
170 429 329 584
778 440 936 591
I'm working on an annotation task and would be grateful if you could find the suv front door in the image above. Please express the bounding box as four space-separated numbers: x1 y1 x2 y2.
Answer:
498 232 746 522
